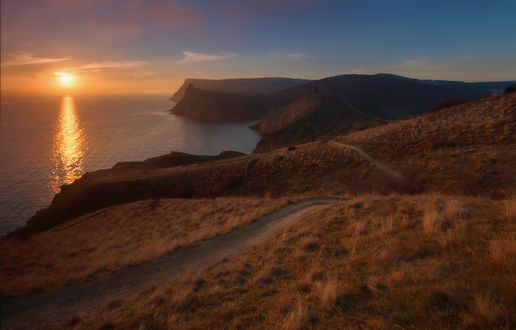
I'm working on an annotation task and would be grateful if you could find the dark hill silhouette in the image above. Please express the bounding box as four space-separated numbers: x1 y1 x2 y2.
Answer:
169 74 510 150
279 74 489 119
170 74 493 123
170 77 311 102
252 93 383 153
505 84 516 95
250 74 499 151
170 85 268 122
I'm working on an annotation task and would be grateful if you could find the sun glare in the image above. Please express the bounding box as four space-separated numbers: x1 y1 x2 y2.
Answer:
59 73 73 85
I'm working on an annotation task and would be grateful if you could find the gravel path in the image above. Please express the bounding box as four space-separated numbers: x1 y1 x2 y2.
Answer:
1 198 343 329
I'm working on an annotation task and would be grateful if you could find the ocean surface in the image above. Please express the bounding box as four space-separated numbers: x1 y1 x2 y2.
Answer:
0 94 261 236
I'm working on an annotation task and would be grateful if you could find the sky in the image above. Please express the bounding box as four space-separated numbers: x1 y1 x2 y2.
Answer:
1 0 516 95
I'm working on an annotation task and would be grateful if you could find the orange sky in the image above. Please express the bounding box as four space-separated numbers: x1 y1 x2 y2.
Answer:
1 59 184 96
2 0 515 96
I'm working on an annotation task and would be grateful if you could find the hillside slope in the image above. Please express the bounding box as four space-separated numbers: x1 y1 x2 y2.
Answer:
252 93 384 152
250 74 494 152
16 93 515 236
338 93 516 196
60 194 515 329
3 93 515 330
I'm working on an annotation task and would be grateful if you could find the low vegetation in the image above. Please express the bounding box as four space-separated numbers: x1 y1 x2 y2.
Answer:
0 198 291 296
339 93 516 197
60 195 516 329
3 92 515 329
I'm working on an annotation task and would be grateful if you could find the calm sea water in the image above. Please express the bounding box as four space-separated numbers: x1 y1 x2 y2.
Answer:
0 94 260 236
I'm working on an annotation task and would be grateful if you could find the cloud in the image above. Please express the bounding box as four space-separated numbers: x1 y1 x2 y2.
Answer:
288 53 309 60
399 58 444 72
1 53 70 67
78 60 147 71
177 51 237 64
133 70 155 78
53 60 149 78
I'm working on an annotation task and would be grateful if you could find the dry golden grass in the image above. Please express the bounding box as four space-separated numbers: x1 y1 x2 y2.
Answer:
26 94 515 235
338 93 516 197
61 194 515 329
0 197 291 296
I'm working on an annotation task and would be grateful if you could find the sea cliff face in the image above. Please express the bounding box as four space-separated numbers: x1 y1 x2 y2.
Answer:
170 85 267 122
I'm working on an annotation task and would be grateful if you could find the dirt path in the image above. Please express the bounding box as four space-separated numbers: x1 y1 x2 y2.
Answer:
329 141 403 179
1 198 343 329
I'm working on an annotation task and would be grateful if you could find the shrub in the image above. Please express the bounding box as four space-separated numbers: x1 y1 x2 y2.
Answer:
504 84 516 95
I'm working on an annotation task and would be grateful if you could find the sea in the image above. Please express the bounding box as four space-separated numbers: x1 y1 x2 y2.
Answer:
0 94 261 236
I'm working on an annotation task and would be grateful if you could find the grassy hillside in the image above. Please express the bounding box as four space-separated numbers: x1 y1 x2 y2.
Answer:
18 93 515 235
59 194 516 329
252 93 384 153
0 198 292 296
249 74 494 151
3 85 515 330
338 93 516 197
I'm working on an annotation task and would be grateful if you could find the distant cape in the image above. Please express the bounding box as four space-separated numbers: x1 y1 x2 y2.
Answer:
170 77 311 102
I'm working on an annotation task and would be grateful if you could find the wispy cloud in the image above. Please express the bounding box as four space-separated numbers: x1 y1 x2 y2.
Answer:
177 51 237 64
288 53 309 60
78 60 147 71
133 70 155 78
1 53 70 67
53 60 149 78
399 58 444 72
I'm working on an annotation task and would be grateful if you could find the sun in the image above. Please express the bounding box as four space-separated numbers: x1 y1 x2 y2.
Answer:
59 73 73 85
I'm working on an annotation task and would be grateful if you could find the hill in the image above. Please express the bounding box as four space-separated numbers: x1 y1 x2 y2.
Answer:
251 74 493 152
2 92 515 330
56 194 515 329
170 77 310 102
15 93 515 236
170 85 268 122
252 92 384 152
427 79 516 94
170 74 493 141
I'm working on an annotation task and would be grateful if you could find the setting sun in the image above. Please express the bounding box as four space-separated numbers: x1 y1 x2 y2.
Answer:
59 73 73 85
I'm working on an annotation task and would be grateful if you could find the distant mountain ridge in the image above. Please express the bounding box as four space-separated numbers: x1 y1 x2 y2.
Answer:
169 73 515 151
170 77 311 102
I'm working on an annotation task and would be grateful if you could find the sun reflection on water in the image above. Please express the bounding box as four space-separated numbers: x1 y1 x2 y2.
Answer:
50 96 85 193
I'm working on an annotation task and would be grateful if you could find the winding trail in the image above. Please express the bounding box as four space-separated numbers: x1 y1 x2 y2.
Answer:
1 198 343 329
329 141 403 179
